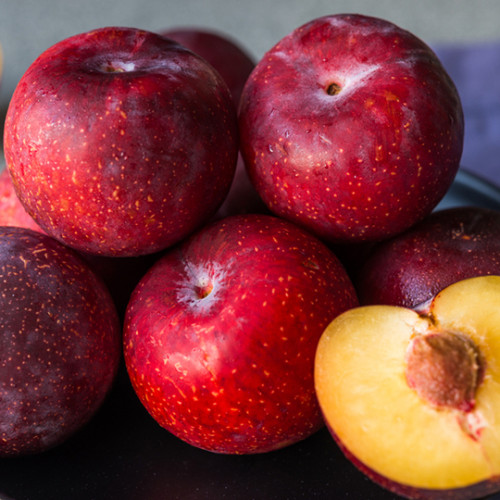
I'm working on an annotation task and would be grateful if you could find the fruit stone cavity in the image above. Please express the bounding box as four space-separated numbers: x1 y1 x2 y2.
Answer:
405 330 483 412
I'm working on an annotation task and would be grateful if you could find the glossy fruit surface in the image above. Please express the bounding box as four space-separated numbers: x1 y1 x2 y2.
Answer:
124 214 358 454
239 14 464 244
357 206 500 308
4 27 238 257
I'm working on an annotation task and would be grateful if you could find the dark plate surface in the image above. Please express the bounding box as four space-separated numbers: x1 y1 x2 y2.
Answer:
0 167 500 500
436 167 500 211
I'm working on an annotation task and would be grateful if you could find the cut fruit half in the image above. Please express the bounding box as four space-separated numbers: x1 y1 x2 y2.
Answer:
315 276 500 499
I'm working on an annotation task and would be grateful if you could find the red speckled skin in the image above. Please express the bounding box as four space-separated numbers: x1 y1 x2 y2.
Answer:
0 165 157 320
238 14 464 244
4 27 238 257
0 227 121 457
357 206 500 308
123 214 358 454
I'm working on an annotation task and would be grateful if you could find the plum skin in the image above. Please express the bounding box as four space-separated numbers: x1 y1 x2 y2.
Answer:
238 14 464 244
0 227 121 457
4 26 239 257
124 214 359 454
356 206 500 308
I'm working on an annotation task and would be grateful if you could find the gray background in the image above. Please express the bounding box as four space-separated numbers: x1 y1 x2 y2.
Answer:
2 0 500 108
1 0 500 162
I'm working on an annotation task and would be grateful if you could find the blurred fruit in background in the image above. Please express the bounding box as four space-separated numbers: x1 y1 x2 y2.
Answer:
160 27 255 107
161 27 268 219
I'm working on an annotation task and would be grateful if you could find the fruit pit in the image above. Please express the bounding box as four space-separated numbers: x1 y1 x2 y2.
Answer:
405 330 483 412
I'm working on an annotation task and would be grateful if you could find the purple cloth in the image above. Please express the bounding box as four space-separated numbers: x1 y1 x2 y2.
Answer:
433 42 500 187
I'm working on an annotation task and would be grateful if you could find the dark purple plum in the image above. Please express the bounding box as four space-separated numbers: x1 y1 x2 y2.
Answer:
0 227 121 456
357 206 500 308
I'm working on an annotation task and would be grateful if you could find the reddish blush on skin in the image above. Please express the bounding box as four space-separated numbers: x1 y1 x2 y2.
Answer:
124 214 358 454
0 168 45 234
238 14 464 244
4 26 239 257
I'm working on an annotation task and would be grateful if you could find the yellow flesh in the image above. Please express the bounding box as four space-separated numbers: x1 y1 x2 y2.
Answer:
315 278 500 490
